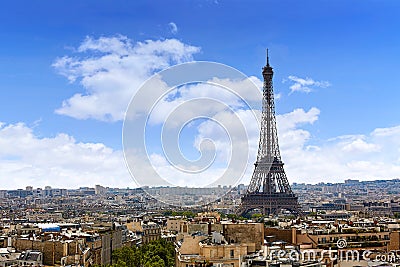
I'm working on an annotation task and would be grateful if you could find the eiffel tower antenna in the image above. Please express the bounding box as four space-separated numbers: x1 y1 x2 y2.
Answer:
237 50 299 216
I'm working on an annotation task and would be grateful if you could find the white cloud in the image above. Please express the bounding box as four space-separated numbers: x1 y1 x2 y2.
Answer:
3 109 400 189
279 118 400 183
139 106 260 188
52 36 267 188
372 125 400 137
19 36 395 188
342 138 380 153
285 75 331 94
148 152 228 187
277 107 320 132
168 22 178 34
187 104 400 185
147 77 262 127
53 36 200 121
127 74 265 188
0 122 133 189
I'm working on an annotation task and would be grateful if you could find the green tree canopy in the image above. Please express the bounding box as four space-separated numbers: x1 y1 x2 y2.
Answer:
111 239 175 267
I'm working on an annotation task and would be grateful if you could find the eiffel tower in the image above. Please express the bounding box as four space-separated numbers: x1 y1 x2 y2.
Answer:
238 50 299 216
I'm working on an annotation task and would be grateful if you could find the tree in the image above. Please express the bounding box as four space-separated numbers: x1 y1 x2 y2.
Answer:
143 255 164 267
111 239 175 267
111 246 141 267
251 213 264 219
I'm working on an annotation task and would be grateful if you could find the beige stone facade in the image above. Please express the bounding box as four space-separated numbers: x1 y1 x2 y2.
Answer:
176 222 264 267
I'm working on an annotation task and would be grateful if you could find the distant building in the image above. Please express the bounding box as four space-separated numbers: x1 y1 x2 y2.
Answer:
345 179 360 185
95 185 106 195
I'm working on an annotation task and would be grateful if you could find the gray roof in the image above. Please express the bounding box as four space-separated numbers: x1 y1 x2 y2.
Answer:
19 251 41 261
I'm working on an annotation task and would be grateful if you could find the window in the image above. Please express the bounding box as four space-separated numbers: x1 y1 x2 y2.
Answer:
230 249 234 258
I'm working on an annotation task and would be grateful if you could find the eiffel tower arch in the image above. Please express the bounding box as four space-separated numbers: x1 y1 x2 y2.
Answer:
238 51 300 216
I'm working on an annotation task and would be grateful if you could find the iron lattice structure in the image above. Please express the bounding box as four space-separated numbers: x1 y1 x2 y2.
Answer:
238 51 299 215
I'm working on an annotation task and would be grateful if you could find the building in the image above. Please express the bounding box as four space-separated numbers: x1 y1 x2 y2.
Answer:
166 218 185 233
176 232 249 267
0 247 20 267
17 251 43 267
126 221 161 244
176 222 265 267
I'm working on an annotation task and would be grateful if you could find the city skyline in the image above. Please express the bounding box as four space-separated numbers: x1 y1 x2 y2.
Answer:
1 1 400 189
2 176 399 190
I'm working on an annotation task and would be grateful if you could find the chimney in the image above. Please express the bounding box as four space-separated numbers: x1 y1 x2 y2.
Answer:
7 237 12 252
291 227 297 245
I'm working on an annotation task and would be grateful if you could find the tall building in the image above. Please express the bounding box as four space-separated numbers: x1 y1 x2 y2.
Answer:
238 51 299 215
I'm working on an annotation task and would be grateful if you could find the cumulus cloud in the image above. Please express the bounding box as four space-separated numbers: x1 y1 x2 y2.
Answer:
123 73 264 188
277 107 320 132
172 107 322 186
147 76 263 127
2 112 400 188
168 22 178 34
342 138 380 153
54 36 266 188
280 122 400 184
285 75 331 94
372 125 400 137
53 36 200 121
188 104 400 185
42 36 400 187
0 122 133 189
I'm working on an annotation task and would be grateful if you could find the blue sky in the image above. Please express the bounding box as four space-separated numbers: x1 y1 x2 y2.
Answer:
1 0 400 189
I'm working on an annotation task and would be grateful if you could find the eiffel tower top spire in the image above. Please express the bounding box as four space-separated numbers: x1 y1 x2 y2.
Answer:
262 49 273 78
257 49 280 163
